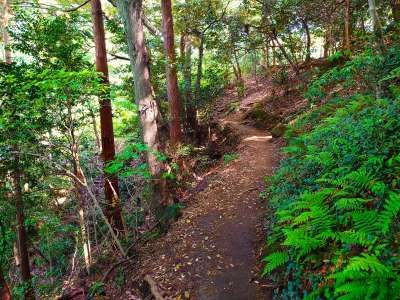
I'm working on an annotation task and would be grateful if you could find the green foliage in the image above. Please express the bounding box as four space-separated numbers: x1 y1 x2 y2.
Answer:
88 281 105 297
264 46 400 299
272 69 289 85
10 8 91 69
223 152 239 165
228 101 241 113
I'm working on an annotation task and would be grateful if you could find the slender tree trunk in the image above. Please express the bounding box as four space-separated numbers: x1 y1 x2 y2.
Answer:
13 242 20 268
3 9 16 297
391 0 400 23
360 15 366 34
233 50 243 82
90 111 101 151
324 26 331 58
2 0 11 64
302 18 311 62
12 153 34 300
0 267 11 300
272 46 276 65
232 63 239 81
69 112 93 274
368 0 384 51
194 33 204 105
179 34 185 61
252 48 257 79
161 0 181 146
270 36 300 74
117 0 164 209
344 0 351 51
5 12 34 298
74 161 92 274
183 35 196 133
90 0 124 233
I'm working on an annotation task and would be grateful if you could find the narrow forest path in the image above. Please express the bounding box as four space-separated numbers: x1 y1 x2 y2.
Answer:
134 79 280 300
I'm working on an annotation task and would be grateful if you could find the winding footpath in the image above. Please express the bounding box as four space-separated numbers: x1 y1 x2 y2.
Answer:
134 81 279 300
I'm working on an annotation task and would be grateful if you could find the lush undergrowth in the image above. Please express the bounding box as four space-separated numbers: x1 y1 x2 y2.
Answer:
263 45 400 299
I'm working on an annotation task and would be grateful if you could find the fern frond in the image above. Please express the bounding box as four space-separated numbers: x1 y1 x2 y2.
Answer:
352 210 379 235
335 281 366 300
378 192 400 234
335 198 368 211
262 251 289 275
336 230 375 247
346 254 388 274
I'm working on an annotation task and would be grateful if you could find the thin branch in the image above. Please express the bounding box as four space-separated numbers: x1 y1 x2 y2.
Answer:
109 53 131 61
63 0 91 12
143 15 162 38
10 150 127 258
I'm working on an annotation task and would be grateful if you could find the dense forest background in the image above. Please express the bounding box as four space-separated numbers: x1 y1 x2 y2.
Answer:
1 0 400 299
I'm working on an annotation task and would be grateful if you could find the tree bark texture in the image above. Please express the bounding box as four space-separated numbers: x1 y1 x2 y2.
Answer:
194 34 204 105
0 267 11 300
391 0 400 23
161 0 182 146
90 0 124 232
302 18 311 61
183 34 197 133
117 0 163 208
344 0 351 51
2 0 11 64
12 153 35 300
368 0 384 51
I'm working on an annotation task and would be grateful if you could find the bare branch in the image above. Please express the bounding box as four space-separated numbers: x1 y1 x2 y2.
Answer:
63 0 91 12
109 53 131 61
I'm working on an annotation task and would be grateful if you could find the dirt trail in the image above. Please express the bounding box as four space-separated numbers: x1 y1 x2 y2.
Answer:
136 79 279 300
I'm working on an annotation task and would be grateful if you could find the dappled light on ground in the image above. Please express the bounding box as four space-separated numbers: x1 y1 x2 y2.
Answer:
244 135 272 142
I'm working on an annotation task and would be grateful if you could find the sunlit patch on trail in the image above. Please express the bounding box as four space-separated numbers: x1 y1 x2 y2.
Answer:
243 135 272 142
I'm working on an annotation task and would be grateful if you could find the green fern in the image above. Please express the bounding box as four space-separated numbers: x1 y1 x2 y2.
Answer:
335 198 368 211
262 251 289 275
345 254 388 274
378 192 400 234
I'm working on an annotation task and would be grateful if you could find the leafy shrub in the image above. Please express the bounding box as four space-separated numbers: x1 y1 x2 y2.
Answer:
223 152 239 165
264 46 400 299
272 69 289 85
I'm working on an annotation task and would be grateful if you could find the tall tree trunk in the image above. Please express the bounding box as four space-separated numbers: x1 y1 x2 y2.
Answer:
2 0 11 64
302 18 311 62
344 0 351 51
2 7 15 296
68 106 93 273
391 0 400 23
12 153 34 300
360 15 366 34
368 0 384 51
73 153 92 274
161 0 181 146
272 46 276 65
183 34 196 133
90 110 101 151
0 266 11 300
117 0 164 209
179 34 185 62
90 0 124 233
194 33 204 105
233 50 243 82
270 36 300 74
323 29 330 58
73 158 92 273
5 11 34 298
